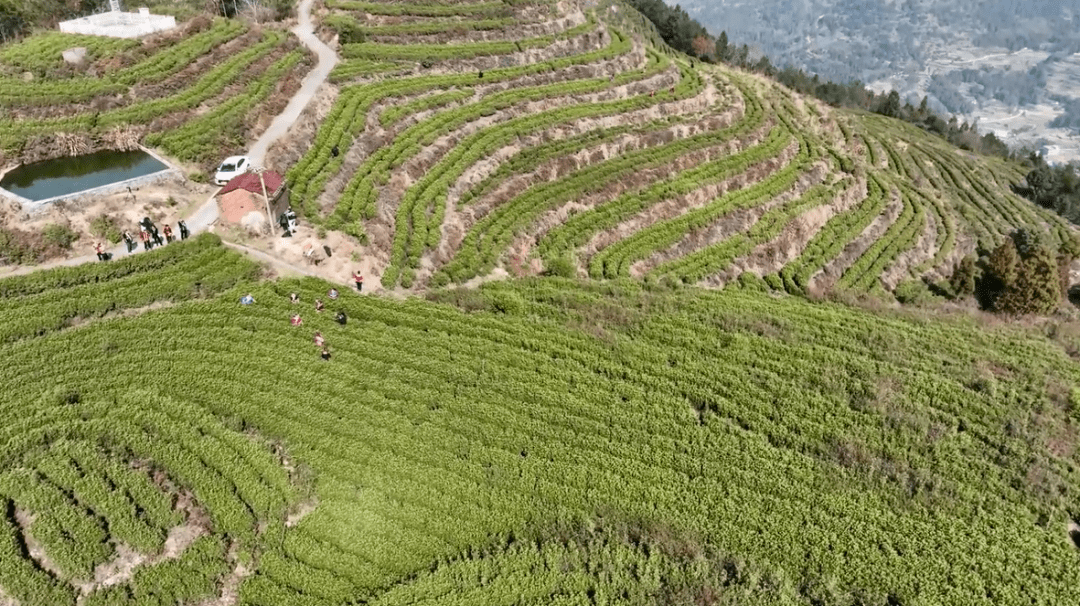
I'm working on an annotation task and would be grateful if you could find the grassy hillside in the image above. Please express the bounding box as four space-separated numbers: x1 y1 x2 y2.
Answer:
0 0 1071 297
271 0 1074 299
1 241 1079 605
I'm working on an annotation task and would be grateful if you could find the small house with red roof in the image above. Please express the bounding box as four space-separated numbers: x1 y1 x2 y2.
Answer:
216 170 290 231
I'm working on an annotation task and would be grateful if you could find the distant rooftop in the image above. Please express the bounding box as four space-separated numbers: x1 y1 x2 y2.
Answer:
58 7 177 39
219 170 286 198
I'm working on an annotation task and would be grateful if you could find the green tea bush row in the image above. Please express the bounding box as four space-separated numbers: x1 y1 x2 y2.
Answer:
327 0 511 18
780 174 885 293
146 50 304 162
374 55 688 285
655 180 845 283
287 28 631 217
837 186 926 292
590 134 809 279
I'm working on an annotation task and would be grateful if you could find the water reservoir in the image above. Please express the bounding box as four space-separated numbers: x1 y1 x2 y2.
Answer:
0 150 168 203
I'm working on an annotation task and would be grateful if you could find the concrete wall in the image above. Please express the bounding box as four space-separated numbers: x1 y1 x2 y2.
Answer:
58 13 176 38
0 169 185 213
0 145 184 213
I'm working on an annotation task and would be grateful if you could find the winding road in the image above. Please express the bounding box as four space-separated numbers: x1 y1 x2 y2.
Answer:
191 0 338 231
1 0 337 277
247 0 339 168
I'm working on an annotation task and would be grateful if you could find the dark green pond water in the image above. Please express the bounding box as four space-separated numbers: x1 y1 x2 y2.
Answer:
0 150 167 202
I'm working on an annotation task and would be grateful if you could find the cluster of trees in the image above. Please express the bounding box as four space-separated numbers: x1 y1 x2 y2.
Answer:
1049 97 1080 134
868 92 1013 157
206 0 295 22
0 0 108 42
623 0 707 58
1015 155 1080 223
628 0 1018 162
949 228 1079 314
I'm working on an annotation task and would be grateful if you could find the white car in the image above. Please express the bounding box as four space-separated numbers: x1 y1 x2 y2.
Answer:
214 155 249 185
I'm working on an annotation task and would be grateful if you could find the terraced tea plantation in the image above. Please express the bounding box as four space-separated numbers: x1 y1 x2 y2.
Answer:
2 0 1080 604
1 238 1079 605
281 0 1071 298
0 19 311 167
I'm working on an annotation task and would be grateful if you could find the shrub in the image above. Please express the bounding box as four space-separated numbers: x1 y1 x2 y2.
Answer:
325 14 366 44
763 273 784 291
544 254 575 278
893 279 933 305
485 289 526 315
429 272 450 288
42 223 79 249
400 267 415 289
0 228 37 264
88 214 122 244
736 271 767 292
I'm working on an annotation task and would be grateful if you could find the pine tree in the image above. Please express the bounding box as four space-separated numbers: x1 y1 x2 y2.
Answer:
715 31 729 61
979 238 1020 309
986 238 1020 288
950 254 978 297
996 245 1061 315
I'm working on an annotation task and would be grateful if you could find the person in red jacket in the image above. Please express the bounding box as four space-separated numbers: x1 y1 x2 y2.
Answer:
352 271 363 292
94 242 106 261
140 230 151 251
163 224 174 243
290 314 303 326
313 331 325 347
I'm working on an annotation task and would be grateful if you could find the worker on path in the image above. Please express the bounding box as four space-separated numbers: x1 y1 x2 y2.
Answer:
353 271 363 292
94 242 106 261
178 220 189 240
163 224 174 243
122 231 135 253
140 230 151 251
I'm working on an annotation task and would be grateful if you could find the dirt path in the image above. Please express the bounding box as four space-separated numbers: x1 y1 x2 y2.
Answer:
221 241 322 279
247 0 339 169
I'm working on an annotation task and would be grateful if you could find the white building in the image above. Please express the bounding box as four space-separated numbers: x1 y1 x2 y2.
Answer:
59 5 177 39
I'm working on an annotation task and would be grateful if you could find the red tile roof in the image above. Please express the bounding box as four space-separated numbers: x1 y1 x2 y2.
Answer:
218 170 285 197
